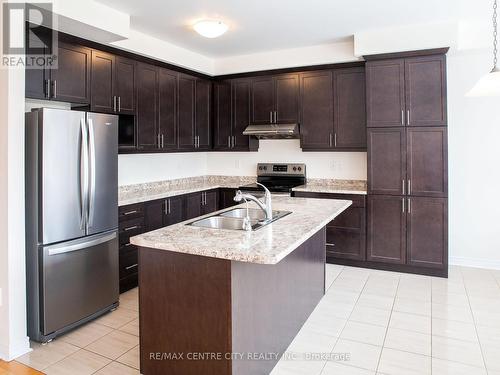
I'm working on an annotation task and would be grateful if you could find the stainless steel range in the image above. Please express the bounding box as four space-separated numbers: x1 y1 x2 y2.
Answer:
239 163 306 195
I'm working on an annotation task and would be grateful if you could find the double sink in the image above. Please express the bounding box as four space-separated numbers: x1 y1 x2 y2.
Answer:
189 208 291 231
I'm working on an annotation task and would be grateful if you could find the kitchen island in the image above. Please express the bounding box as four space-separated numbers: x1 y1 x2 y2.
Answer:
130 196 351 375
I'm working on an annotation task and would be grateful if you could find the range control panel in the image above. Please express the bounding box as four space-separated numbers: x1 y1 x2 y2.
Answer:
257 163 306 176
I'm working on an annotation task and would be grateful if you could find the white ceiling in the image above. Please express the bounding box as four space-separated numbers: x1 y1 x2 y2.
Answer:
96 0 484 58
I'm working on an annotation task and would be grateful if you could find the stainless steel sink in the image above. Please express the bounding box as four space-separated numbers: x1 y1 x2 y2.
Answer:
190 216 258 231
220 208 290 221
189 208 292 231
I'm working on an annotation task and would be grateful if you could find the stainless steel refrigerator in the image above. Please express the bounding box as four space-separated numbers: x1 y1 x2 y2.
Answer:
25 108 119 343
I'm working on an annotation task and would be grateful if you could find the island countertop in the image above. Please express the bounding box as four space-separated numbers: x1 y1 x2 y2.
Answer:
130 196 351 265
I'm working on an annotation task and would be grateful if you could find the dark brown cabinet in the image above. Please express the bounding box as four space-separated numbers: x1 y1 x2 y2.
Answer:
136 63 159 150
91 50 115 113
368 127 447 198
300 68 367 151
114 56 136 114
299 70 334 150
366 54 447 128
158 68 178 150
293 191 366 262
203 190 218 214
144 199 165 232
250 74 299 125
219 188 237 209
26 35 92 103
368 128 406 196
164 196 184 226
334 68 367 149
178 74 196 150
195 79 212 150
367 195 406 264
407 197 447 269
185 190 218 219
213 79 258 151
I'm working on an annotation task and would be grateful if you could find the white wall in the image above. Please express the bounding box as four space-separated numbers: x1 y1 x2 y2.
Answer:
118 153 207 186
447 50 500 268
207 140 367 179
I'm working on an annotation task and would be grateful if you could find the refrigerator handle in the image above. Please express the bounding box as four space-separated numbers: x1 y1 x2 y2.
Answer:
87 118 97 229
80 118 89 230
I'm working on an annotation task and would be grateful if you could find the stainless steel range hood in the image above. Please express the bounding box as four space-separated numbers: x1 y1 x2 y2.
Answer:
242 123 299 139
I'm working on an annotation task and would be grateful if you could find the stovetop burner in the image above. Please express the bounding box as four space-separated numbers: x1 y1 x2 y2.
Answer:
238 163 306 193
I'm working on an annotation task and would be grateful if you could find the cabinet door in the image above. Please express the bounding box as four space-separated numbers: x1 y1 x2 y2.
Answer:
178 75 196 150
299 71 334 150
114 56 136 114
334 68 367 149
91 50 115 113
136 63 159 150
158 68 177 150
366 59 405 128
164 196 184 226
50 41 91 103
195 79 212 150
367 195 406 264
275 74 299 124
250 77 274 124
407 127 447 197
144 200 165 232
185 192 202 220
213 82 232 150
202 190 219 215
232 80 252 150
219 188 237 209
367 128 406 195
25 26 51 99
405 55 447 127
407 197 447 269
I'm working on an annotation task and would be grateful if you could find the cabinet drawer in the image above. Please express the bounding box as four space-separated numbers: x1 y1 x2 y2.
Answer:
119 217 145 245
119 248 138 279
119 203 145 222
326 228 366 261
119 273 138 294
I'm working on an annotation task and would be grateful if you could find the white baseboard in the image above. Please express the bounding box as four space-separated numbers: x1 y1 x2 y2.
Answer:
450 256 500 271
0 336 31 361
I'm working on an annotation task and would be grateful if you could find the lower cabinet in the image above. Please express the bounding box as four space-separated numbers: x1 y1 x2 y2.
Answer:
118 188 224 292
219 188 238 209
367 194 448 274
292 192 366 262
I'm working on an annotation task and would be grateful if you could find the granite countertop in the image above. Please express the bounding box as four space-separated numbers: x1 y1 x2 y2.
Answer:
130 196 351 265
292 178 367 195
119 176 256 206
119 176 367 206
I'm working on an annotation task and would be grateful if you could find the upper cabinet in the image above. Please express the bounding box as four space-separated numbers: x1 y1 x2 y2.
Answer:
195 79 212 150
177 74 196 150
250 74 299 125
136 63 159 151
300 67 367 151
158 68 178 150
366 54 447 128
114 57 136 115
26 32 91 104
213 79 259 151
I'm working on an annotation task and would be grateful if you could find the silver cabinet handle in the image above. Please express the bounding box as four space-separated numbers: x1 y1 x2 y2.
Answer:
123 210 138 216
164 200 169 215
402 198 405 213
408 179 411 195
118 96 121 112
231 136 235 149
45 79 51 99
157 134 161 148
87 118 96 228
401 110 404 126
168 199 171 214
161 134 165 149
270 111 273 124
407 198 411 214
402 179 405 195
334 133 337 147
329 133 333 147
123 225 140 232
407 110 410 126
52 80 57 98
228 136 231 149
113 96 117 112
273 111 277 124
125 264 138 270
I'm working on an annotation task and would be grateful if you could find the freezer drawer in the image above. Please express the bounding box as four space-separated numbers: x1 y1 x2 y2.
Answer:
41 230 119 335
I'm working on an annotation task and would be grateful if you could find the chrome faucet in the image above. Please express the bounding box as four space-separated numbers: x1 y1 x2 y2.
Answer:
234 183 273 222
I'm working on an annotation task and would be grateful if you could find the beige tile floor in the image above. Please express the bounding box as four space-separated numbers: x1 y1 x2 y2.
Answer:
15 264 500 375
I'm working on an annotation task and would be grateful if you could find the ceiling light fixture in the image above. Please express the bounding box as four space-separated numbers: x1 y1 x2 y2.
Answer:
467 0 500 96
193 19 228 38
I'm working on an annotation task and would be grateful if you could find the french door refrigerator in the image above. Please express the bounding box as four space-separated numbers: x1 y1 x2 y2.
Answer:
25 108 119 343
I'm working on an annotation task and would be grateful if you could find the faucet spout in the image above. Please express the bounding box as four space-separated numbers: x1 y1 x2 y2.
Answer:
234 184 273 222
